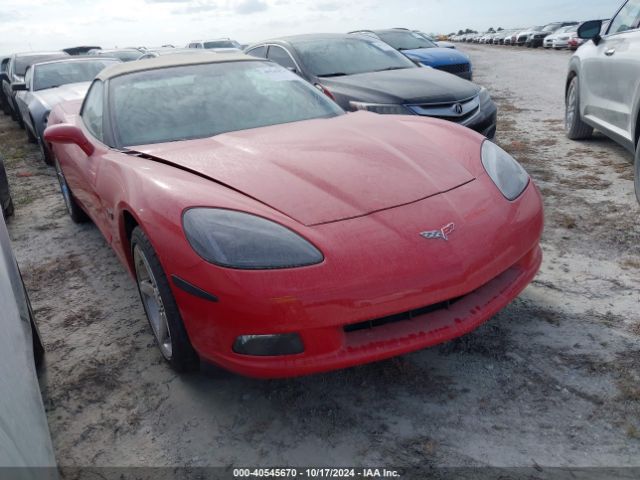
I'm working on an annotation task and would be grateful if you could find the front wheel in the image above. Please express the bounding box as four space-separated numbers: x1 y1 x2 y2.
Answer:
131 227 199 372
54 157 87 223
565 76 593 140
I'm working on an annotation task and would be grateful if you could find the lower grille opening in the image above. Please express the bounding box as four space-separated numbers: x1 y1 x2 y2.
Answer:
344 297 462 333
434 63 470 75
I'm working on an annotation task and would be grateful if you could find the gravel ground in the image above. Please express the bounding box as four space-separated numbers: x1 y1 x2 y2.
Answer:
1 44 639 471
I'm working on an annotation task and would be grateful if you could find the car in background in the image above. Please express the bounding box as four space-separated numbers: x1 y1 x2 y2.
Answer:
246 34 497 138
0 156 13 218
491 30 511 45
0 212 56 470
544 25 575 48
138 48 211 59
89 48 144 62
526 22 578 48
63 46 101 56
44 52 542 377
568 34 586 50
349 29 473 79
13 57 120 164
409 30 456 49
566 1 640 203
1 51 69 126
515 26 543 46
187 38 243 52
0 57 11 115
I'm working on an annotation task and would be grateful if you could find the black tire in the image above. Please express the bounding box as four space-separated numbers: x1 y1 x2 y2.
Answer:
54 156 88 223
565 76 593 140
12 101 24 128
38 137 53 165
131 226 200 372
3 196 14 218
25 120 37 144
28 288 45 369
635 144 640 205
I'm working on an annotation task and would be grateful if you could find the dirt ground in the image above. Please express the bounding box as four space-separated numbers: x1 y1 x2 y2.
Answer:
1 44 639 470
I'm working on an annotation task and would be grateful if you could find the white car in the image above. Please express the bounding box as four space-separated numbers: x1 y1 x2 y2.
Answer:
544 25 575 48
186 38 242 52
552 27 578 49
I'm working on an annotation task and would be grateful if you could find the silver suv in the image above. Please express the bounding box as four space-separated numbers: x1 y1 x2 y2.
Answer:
565 0 640 203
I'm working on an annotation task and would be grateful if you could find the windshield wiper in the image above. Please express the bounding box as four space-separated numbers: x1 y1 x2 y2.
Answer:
317 72 348 77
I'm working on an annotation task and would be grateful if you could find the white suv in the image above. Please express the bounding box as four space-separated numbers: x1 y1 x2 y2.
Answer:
565 0 640 203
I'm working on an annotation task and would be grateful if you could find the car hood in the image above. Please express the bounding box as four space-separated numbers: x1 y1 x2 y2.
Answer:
35 82 91 110
400 47 469 66
133 112 477 226
320 68 479 105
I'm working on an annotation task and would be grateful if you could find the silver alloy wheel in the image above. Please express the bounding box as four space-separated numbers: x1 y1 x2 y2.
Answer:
54 159 73 215
566 81 577 130
134 245 173 359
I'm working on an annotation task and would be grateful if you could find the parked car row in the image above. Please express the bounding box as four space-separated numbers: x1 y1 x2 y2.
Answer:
451 21 595 50
0 27 496 170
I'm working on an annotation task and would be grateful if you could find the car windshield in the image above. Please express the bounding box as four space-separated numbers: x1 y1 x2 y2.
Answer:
203 40 240 49
531 26 545 32
295 37 415 77
374 31 437 50
34 60 117 91
102 50 142 62
15 54 66 76
110 61 344 147
556 26 574 34
411 32 438 47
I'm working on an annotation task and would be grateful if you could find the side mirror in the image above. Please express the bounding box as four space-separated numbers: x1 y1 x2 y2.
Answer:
44 124 95 156
578 20 603 45
0 72 8 82
11 82 26 92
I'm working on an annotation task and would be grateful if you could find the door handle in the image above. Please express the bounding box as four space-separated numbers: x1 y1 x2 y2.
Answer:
605 48 616 56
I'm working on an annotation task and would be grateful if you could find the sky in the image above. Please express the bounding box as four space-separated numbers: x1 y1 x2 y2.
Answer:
0 0 620 54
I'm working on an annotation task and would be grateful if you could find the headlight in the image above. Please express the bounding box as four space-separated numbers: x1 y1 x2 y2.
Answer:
481 141 530 200
349 102 413 115
182 208 323 269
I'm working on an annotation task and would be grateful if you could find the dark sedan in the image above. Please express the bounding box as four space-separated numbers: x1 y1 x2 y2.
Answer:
245 34 497 138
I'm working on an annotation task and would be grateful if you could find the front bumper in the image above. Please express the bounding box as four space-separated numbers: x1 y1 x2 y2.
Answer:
171 179 543 379
202 244 541 378
406 97 497 139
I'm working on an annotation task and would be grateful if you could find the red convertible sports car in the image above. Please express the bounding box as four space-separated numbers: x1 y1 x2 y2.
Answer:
44 53 543 378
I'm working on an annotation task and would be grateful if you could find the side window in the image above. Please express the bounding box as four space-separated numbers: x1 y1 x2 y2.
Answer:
246 45 267 58
608 0 640 34
267 46 297 71
81 80 104 142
